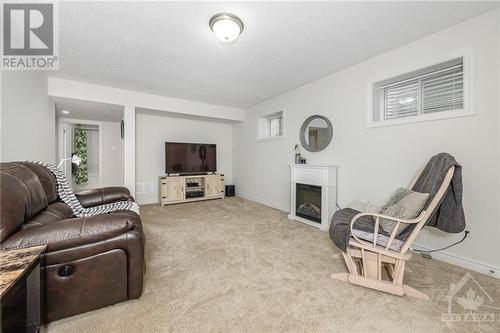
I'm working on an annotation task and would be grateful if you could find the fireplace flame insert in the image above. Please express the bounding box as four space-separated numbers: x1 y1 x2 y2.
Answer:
296 183 322 223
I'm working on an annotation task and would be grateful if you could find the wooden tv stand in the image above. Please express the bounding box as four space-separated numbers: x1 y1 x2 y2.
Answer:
159 173 224 206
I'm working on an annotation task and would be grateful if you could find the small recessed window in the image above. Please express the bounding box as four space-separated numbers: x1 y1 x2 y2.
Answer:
269 113 283 137
368 54 473 127
257 110 285 141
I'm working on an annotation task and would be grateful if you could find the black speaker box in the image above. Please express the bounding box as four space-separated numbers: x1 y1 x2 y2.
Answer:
225 185 235 197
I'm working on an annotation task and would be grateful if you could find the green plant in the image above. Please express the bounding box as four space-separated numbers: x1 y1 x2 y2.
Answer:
73 128 88 185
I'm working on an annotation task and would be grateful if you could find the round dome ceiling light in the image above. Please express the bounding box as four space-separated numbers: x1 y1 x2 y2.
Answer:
209 13 244 43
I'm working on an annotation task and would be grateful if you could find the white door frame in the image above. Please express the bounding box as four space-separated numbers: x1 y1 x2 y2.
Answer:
58 118 103 188
61 122 74 184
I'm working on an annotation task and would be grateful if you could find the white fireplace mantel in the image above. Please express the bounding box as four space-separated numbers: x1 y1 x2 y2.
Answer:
288 163 338 231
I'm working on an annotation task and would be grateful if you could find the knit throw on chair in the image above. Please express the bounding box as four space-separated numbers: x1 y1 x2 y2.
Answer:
29 161 139 217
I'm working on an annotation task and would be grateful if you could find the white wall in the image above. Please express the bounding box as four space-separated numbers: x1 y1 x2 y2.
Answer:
48 77 245 122
233 10 500 274
48 77 245 197
136 112 233 204
101 121 123 187
1 72 55 163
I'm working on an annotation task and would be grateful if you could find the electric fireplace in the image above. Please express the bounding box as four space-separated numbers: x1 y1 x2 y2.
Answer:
288 164 338 230
296 184 322 223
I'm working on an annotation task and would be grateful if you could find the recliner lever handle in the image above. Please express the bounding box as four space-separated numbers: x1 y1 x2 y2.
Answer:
58 265 75 277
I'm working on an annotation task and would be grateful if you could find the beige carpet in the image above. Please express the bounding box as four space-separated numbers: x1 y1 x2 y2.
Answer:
47 198 499 333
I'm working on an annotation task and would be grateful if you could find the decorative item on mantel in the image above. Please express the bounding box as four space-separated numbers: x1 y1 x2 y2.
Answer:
293 144 307 164
293 144 302 164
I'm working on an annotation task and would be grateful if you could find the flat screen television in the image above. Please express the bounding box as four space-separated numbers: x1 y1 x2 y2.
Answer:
165 142 216 174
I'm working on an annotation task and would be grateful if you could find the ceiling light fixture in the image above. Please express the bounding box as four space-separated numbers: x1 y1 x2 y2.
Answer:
209 13 244 43
62 110 70 114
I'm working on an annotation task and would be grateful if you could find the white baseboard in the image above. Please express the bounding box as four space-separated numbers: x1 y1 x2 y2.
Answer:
237 193 499 280
136 198 159 205
411 243 500 279
236 191 290 213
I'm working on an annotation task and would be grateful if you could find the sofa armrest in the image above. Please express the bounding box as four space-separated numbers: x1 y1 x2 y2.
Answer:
75 187 133 208
1 212 137 252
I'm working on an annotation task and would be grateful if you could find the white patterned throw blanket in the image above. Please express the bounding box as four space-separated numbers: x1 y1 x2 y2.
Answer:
29 161 139 217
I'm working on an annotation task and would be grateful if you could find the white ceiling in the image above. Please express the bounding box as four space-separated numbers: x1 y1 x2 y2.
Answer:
55 97 124 122
56 1 499 108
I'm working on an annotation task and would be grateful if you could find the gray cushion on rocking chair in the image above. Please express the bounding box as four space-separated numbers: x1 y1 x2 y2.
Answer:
329 208 405 252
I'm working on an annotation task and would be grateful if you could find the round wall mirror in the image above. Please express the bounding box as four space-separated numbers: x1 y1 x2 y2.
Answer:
299 115 333 152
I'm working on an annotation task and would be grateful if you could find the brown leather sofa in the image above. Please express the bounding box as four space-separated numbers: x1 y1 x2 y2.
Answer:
0 162 145 323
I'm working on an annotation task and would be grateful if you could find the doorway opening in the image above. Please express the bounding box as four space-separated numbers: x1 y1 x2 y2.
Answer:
61 122 102 191
56 98 124 192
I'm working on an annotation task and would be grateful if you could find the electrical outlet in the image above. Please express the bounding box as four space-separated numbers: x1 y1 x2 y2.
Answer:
421 253 432 259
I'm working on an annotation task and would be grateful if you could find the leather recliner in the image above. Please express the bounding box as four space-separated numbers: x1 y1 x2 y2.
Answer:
0 162 145 323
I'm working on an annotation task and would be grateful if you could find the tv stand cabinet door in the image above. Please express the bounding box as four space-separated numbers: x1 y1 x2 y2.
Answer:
164 178 185 202
205 176 224 198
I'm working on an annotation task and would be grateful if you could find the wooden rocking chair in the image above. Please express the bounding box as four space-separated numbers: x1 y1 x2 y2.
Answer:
330 165 456 300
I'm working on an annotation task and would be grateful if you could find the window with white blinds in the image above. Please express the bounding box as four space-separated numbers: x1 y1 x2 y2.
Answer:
370 56 470 126
257 110 285 141
421 63 463 114
269 115 282 137
384 80 421 120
